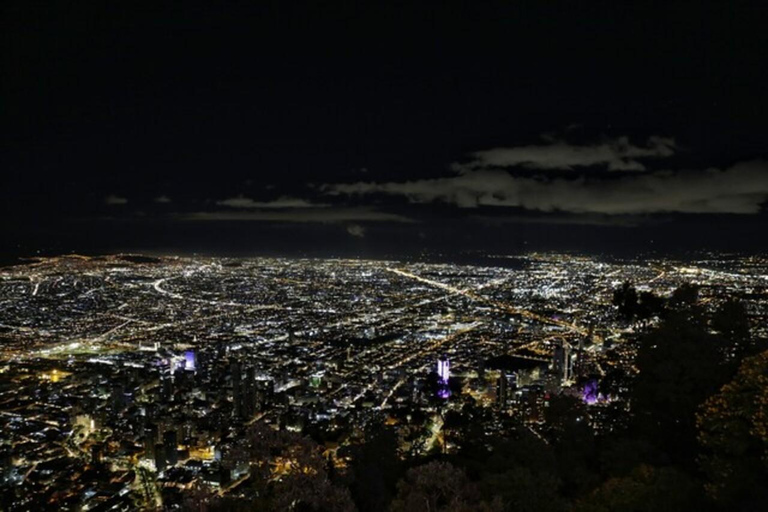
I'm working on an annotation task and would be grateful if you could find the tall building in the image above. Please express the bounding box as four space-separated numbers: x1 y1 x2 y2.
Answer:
196 349 208 380
0 450 12 484
163 430 178 466
243 366 256 418
111 382 125 414
437 356 450 383
496 373 508 407
184 350 196 372
154 443 166 473
144 423 158 460
160 367 174 402
231 361 242 418
437 356 451 399
553 343 573 384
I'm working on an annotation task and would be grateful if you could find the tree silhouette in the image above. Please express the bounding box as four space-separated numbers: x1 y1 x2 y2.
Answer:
423 371 442 403
631 306 729 466
612 282 667 323
223 423 356 511
668 283 699 309
345 426 401 512
697 350 768 507
712 298 758 362
572 465 703 512
612 281 639 321
390 460 501 512
478 466 564 512
636 290 665 322
543 395 599 497
452 430 565 512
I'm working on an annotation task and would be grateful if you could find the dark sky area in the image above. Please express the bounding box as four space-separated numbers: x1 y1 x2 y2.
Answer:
3 1 768 260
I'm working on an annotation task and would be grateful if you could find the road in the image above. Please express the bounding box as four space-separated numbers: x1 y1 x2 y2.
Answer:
387 267 593 338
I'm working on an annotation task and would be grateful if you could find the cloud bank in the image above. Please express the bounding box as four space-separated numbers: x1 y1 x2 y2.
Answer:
176 207 412 224
104 194 128 205
325 160 768 215
453 136 676 172
216 195 328 209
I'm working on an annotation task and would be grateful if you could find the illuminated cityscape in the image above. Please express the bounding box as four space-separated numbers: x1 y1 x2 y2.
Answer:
0 253 766 509
4 1 768 510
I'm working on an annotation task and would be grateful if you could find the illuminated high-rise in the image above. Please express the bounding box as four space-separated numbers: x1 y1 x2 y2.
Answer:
184 350 196 372
437 356 451 399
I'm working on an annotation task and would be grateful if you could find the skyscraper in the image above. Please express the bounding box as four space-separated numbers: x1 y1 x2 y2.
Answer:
154 443 166 473
231 361 242 419
437 357 450 383
437 356 451 399
243 366 256 418
553 343 573 384
496 373 508 407
144 423 158 461
163 430 178 466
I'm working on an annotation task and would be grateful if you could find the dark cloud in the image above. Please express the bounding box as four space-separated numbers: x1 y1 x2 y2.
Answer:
452 136 676 172
216 195 328 209
325 160 768 215
174 208 413 224
104 195 128 205
346 224 367 238
471 213 647 227
154 195 172 204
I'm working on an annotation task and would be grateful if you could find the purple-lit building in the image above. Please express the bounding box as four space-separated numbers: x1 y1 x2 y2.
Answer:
185 350 196 372
437 356 451 399
582 378 608 405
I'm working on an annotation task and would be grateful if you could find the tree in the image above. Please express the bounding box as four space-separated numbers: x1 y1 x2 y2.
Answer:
447 376 463 397
697 350 768 507
544 395 589 442
600 366 633 400
423 371 442 403
572 465 703 512
598 437 667 478
613 281 639 321
631 307 729 466
456 427 556 479
636 291 666 322
232 423 356 511
453 431 565 512
390 461 501 512
712 299 757 362
441 409 467 452
543 395 598 497
270 470 356 512
478 467 564 512
345 426 401 512
668 283 699 309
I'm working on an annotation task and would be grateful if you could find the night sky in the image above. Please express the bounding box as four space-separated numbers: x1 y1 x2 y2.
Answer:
4 2 768 259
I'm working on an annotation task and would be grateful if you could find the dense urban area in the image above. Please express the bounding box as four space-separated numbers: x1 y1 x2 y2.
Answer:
0 253 766 511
